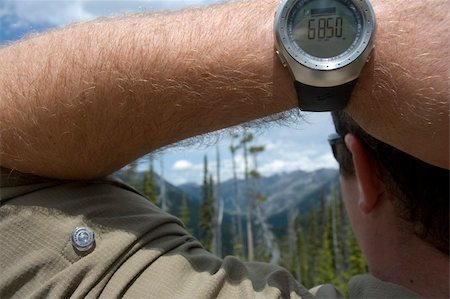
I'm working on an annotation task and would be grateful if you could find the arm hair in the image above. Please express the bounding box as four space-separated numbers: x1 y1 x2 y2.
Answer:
0 0 296 179
348 0 449 168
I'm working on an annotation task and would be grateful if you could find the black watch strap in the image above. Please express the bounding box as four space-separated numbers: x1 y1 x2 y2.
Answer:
294 79 358 112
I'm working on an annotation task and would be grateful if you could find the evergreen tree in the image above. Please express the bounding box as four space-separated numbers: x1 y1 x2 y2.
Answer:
143 157 158 205
158 156 168 212
331 186 344 286
199 155 214 251
314 205 336 285
180 193 191 233
318 186 327 247
305 207 320 287
344 228 368 279
287 209 298 276
337 187 351 271
295 213 308 285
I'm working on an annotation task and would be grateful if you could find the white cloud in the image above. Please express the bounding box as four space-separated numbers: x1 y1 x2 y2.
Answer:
158 113 338 185
258 151 337 176
259 159 287 173
5 0 94 27
172 159 194 171
165 144 337 185
3 0 226 29
169 158 205 184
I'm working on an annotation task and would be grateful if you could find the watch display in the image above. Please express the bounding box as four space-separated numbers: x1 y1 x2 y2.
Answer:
276 0 375 72
288 0 362 59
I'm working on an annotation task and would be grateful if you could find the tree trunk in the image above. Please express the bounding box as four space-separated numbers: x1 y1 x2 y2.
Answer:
230 142 244 257
212 145 223 257
255 204 280 264
242 133 254 261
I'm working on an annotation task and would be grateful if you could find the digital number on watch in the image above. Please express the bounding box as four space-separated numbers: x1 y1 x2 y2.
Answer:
277 0 374 71
288 0 362 59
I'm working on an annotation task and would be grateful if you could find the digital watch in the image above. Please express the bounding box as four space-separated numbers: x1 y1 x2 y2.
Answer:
275 0 376 111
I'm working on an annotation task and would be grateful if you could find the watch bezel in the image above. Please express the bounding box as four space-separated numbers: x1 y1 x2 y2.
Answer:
275 0 376 87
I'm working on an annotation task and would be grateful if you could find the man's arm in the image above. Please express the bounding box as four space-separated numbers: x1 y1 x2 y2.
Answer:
0 0 448 180
0 0 297 179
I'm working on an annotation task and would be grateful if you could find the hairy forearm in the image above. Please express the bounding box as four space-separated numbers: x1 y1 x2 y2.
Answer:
0 0 296 179
0 0 448 180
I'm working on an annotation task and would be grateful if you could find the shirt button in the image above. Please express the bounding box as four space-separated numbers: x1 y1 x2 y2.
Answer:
71 226 95 252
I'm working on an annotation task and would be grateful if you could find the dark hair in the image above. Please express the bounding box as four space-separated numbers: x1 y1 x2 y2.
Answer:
331 111 449 255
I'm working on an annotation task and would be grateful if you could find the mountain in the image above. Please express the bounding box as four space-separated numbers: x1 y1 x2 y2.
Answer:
116 167 339 246
262 169 339 232
177 169 338 209
178 168 339 219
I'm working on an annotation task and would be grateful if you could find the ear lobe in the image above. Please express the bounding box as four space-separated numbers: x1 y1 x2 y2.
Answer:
344 133 384 214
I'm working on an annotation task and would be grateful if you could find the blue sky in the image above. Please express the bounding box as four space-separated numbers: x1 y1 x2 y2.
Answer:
0 0 338 185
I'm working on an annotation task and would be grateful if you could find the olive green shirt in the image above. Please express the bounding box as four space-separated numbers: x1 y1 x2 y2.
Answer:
0 168 422 298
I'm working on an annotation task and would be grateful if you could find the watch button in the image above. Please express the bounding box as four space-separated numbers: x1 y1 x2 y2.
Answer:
276 50 288 68
366 46 375 63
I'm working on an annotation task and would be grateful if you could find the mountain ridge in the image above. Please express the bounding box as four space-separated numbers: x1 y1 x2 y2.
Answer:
177 168 339 218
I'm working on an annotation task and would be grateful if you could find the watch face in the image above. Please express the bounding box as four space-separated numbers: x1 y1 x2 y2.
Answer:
277 0 375 71
288 0 361 58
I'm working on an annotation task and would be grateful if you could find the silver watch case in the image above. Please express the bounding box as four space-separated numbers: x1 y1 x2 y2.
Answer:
275 0 376 87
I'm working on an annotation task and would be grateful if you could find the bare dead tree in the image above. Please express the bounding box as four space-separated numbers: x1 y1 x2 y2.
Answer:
212 145 224 257
241 130 254 261
230 135 244 257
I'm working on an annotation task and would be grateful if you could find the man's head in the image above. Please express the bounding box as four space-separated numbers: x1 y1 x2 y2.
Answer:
330 111 449 257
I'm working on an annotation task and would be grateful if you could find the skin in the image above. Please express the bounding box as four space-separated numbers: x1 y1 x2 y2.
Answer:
0 1 296 179
348 1 450 170
0 0 448 180
341 134 449 298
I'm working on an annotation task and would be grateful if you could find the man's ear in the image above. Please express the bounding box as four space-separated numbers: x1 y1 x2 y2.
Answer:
344 133 384 214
